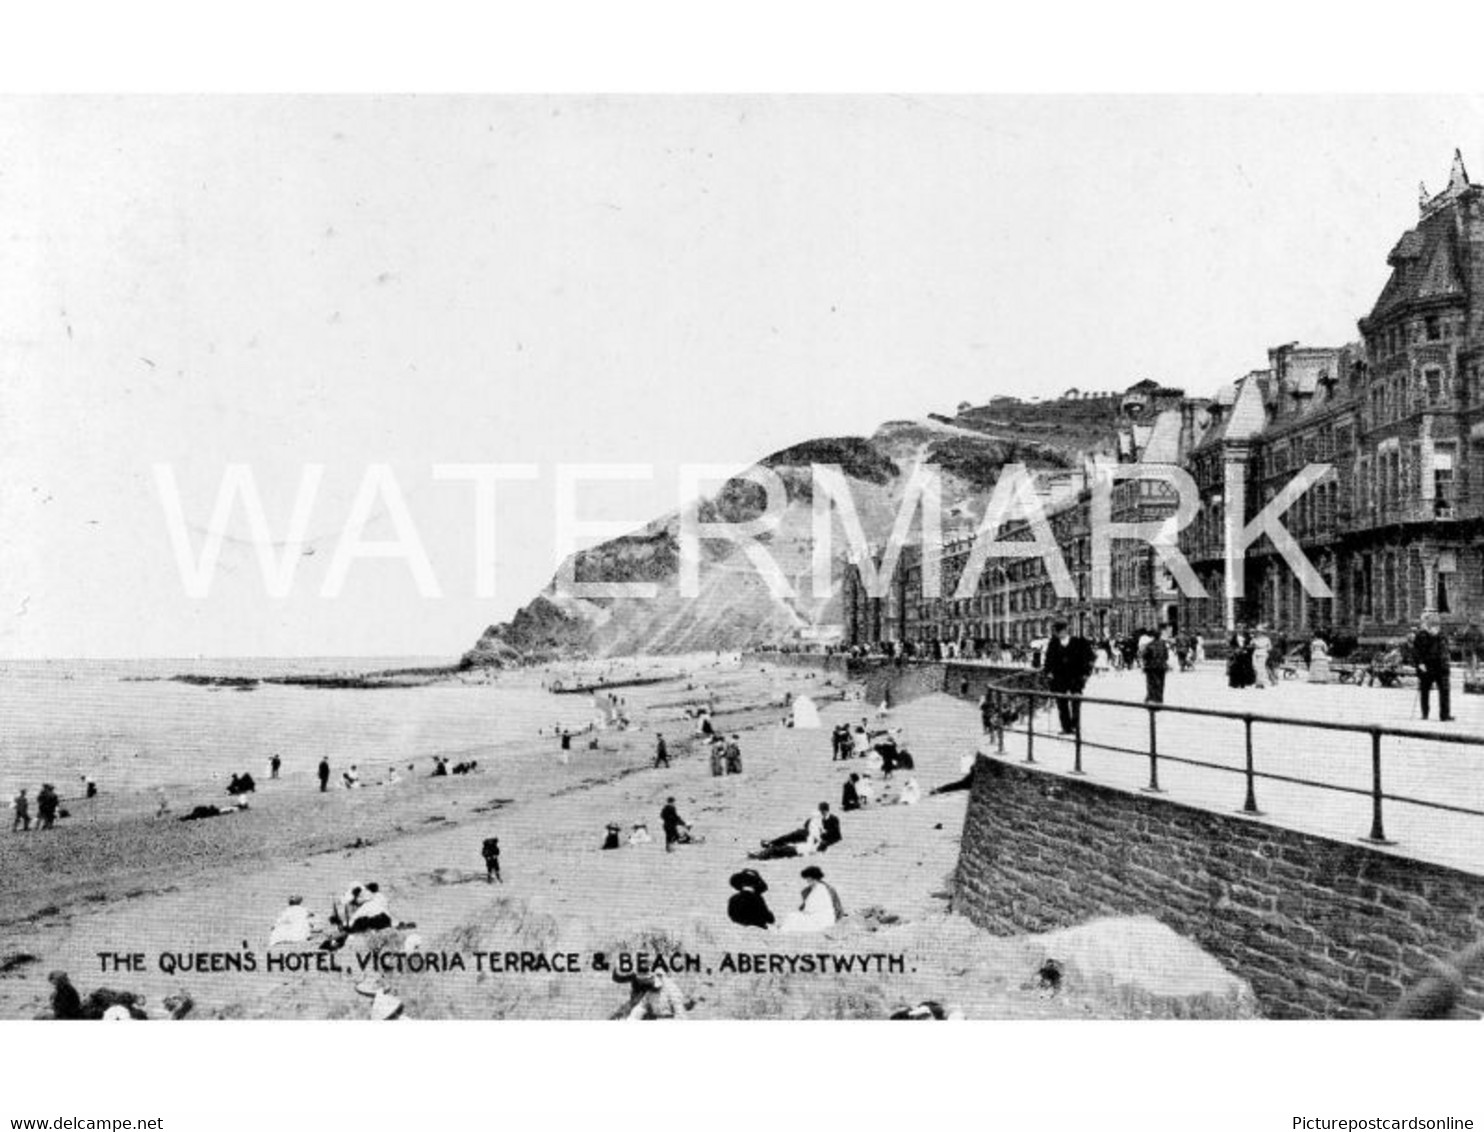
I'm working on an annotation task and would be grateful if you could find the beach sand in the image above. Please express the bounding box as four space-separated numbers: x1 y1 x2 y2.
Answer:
0 660 1254 1020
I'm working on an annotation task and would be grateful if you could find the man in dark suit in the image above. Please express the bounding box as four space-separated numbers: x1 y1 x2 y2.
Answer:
1412 612 1454 721
1043 620 1095 734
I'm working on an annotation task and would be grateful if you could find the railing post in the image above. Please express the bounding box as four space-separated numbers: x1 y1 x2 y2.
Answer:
1241 715 1261 815
995 688 1005 754
1072 694 1085 775
1142 703 1162 792
1364 728 1393 844
1024 691 1036 764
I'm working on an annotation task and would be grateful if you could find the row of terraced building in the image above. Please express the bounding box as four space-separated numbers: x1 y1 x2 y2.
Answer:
844 152 1484 650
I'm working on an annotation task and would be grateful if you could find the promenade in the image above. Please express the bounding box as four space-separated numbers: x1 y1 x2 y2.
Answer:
980 665 1484 875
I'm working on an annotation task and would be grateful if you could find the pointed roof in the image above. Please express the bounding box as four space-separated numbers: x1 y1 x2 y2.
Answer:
1450 148 1469 192
1368 156 1476 325
1139 407 1184 464
1224 372 1269 441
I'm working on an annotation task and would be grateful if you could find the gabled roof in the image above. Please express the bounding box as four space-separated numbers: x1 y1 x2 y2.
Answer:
1139 407 1184 464
1224 372 1270 441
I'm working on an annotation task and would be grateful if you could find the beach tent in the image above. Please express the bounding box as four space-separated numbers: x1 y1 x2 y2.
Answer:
791 695 821 729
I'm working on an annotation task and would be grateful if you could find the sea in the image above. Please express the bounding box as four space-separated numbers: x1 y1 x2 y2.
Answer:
0 656 591 798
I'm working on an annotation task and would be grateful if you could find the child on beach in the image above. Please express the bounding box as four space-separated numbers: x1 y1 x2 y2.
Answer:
481 837 502 883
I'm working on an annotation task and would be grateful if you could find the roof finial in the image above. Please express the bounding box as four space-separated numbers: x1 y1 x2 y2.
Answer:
1448 148 1469 192
1419 181 1431 210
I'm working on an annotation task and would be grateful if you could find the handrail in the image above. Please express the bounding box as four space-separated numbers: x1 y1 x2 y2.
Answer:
977 679 1484 848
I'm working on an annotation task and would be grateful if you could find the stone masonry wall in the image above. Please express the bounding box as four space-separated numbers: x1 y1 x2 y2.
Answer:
952 756 1484 1019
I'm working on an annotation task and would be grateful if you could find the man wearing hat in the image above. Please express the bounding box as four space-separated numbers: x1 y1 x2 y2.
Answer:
1413 612 1454 721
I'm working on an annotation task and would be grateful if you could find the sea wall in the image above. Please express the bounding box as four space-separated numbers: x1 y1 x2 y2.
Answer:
748 652 851 677
952 756 1484 1019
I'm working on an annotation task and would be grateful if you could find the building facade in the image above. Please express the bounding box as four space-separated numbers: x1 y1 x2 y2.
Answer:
842 152 1484 652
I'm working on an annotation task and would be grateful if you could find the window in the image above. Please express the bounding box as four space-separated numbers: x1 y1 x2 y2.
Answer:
1434 447 1456 517
1425 367 1444 406
1426 315 1441 342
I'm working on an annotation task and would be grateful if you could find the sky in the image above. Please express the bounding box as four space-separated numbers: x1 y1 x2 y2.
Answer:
2 94 1483 658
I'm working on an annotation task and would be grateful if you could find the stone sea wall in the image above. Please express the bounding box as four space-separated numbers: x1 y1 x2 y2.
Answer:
951 756 1484 1019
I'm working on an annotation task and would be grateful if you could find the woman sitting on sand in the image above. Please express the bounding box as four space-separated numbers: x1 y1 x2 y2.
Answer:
727 869 775 930
269 895 320 947
780 866 844 934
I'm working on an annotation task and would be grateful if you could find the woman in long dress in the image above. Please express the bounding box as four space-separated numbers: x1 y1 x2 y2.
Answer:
781 866 845 934
1228 629 1257 689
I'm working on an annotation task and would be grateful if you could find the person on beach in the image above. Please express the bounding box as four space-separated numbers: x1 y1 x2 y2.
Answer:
482 837 502 883
841 773 862 812
270 753 281 780
709 737 726 777
318 757 330 793
614 970 688 1020
344 883 392 933
752 803 840 860
82 776 97 800
602 822 622 850
727 869 775 930
268 895 319 947
342 765 360 789
45 972 84 1020
36 784 59 830
627 822 653 847
11 788 29 832
653 733 669 768
660 797 689 852
725 735 743 775
897 777 922 806
780 865 844 934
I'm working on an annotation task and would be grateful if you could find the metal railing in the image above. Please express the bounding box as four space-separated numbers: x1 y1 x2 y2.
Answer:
980 680 1484 846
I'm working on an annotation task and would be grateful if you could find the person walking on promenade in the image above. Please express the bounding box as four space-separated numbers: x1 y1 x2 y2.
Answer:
1140 625 1172 705
1043 620 1095 735
653 733 670 769
1251 625 1273 688
317 756 330 793
1413 612 1454 722
12 788 30 832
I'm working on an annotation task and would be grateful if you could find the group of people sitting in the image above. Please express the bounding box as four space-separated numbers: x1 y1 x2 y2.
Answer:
226 772 256 796
726 864 845 934
41 971 194 1021
602 821 656 849
265 883 411 953
830 722 915 775
840 771 920 810
750 801 842 860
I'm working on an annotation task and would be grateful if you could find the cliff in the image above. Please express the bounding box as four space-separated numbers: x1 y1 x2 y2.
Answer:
463 396 1127 664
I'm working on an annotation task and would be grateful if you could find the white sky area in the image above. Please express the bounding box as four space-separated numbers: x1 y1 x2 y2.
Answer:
3 94 1483 658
